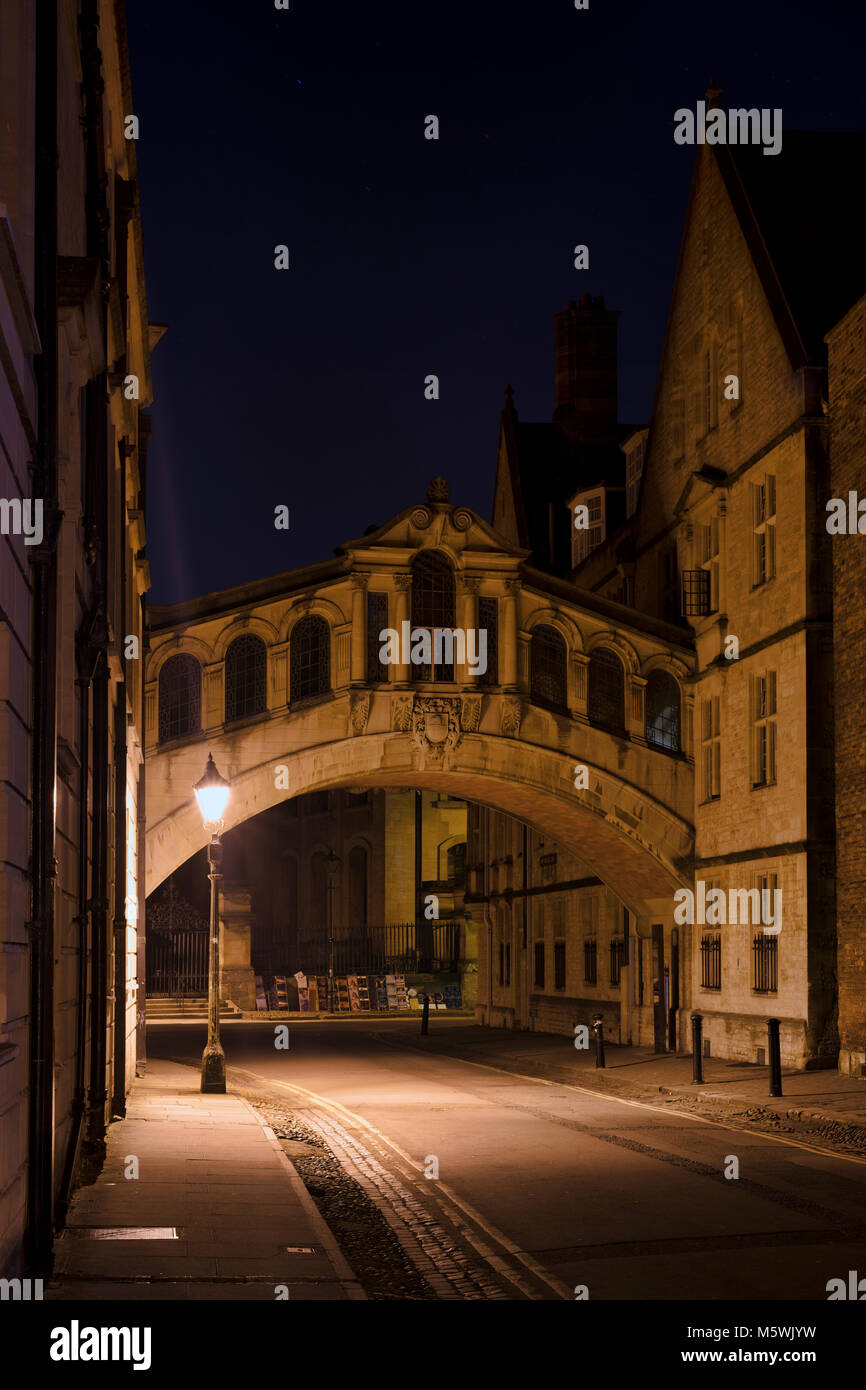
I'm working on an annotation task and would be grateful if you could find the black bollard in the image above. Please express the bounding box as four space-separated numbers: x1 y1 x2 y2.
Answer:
767 1017 782 1097
691 1013 704 1084
421 994 430 1036
593 1013 605 1068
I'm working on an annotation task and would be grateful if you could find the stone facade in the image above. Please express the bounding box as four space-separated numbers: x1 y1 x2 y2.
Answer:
826 292 866 1076
0 1 154 1277
486 133 859 1070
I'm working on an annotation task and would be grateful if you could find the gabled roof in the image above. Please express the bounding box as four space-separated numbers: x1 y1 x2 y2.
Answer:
716 131 866 366
497 392 631 577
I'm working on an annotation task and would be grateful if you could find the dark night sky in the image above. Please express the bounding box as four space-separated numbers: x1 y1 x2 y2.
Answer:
125 0 864 606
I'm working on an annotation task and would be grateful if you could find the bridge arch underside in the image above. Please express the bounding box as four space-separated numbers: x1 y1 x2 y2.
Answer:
146 733 693 923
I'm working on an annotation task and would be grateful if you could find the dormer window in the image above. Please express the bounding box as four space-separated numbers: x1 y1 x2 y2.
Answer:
571 487 605 566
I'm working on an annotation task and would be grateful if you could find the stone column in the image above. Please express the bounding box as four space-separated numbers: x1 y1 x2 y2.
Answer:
458 575 480 685
571 650 589 720
144 681 157 748
628 674 647 742
393 572 412 684
219 882 256 1013
204 662 224 731
350 573 368 682
501 579 520 688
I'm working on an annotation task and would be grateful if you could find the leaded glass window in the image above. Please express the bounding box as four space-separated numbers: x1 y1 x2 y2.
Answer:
225 634 266 722
587 647 625 732
530 624 567 710
158 654 201 742
290 615 330 703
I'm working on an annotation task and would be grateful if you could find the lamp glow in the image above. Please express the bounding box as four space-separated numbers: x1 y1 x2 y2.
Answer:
194 753 230 827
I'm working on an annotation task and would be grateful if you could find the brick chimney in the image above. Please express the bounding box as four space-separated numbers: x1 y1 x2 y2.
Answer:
552 294 619 444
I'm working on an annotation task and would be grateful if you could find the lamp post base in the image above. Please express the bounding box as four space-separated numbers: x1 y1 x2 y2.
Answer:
201 1042 226 1094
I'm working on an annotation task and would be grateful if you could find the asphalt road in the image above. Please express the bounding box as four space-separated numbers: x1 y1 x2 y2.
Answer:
146 1018 866 1301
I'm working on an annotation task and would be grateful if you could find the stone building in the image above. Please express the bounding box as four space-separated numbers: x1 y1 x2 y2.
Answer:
826 289 866 1076
478 125 865 1070
0 1 155 1277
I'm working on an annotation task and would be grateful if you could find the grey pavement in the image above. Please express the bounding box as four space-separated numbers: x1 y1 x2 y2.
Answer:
47 1058 364 1301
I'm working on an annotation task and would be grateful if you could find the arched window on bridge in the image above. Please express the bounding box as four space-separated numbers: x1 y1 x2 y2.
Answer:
411 550 456 682
348 844 368 930
225 633 267 722
587 646 625 733
645 669 681 752
530 624 568 711
290 615 330 703
158 653 201 743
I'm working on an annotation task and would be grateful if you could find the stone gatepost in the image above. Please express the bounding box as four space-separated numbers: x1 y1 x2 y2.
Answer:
219 881 257 1012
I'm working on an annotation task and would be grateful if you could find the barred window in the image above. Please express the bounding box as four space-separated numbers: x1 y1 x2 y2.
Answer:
583 939 598 984
533 941 545 989
225 634 266 723
158 653 201 742
478 596 498 686
367 592 389 683
530 624 567 711
700 934 721 990
290 615 330 703
554 941 566 990
645 670 680 752
588 647 625 733
411 550 456 682
753 934 778 993
609 938 626 986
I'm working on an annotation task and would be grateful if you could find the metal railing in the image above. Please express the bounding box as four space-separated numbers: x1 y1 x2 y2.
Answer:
294 921 460 976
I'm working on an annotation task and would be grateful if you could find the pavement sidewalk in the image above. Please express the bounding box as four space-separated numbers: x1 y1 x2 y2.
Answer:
391 1021 866 1129
47 1059 363 1301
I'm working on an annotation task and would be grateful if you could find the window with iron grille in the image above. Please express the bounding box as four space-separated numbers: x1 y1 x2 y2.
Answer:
533 941 545 988
752 474 776 586
609 938 626 986
584 939 597 984
645 670 680 751
554 941 566 990
753 933 778 993
751 671 777 788
158 653 201 742
587 647 625 733
700 934 721 990
478 596 498 685
225 634 266 723
290 615 330 703
701 696 721 800
530 624 567 710
366 592 389 683
681 568 710 617
411 550 456 681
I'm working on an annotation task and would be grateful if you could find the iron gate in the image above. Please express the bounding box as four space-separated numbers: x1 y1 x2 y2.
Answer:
146 927 208 997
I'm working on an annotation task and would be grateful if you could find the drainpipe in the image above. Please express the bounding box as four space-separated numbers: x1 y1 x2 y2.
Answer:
56 662 95 1224
27 0 60 1277
111 659 128 1117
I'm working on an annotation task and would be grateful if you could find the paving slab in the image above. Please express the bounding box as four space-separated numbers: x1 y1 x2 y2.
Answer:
48 1058 363 1302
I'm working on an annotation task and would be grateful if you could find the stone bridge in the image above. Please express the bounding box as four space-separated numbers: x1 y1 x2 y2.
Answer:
145 487 696 931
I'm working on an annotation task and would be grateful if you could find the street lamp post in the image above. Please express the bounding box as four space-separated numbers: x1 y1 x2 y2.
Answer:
194 753 231 1094
325 849 341 1013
